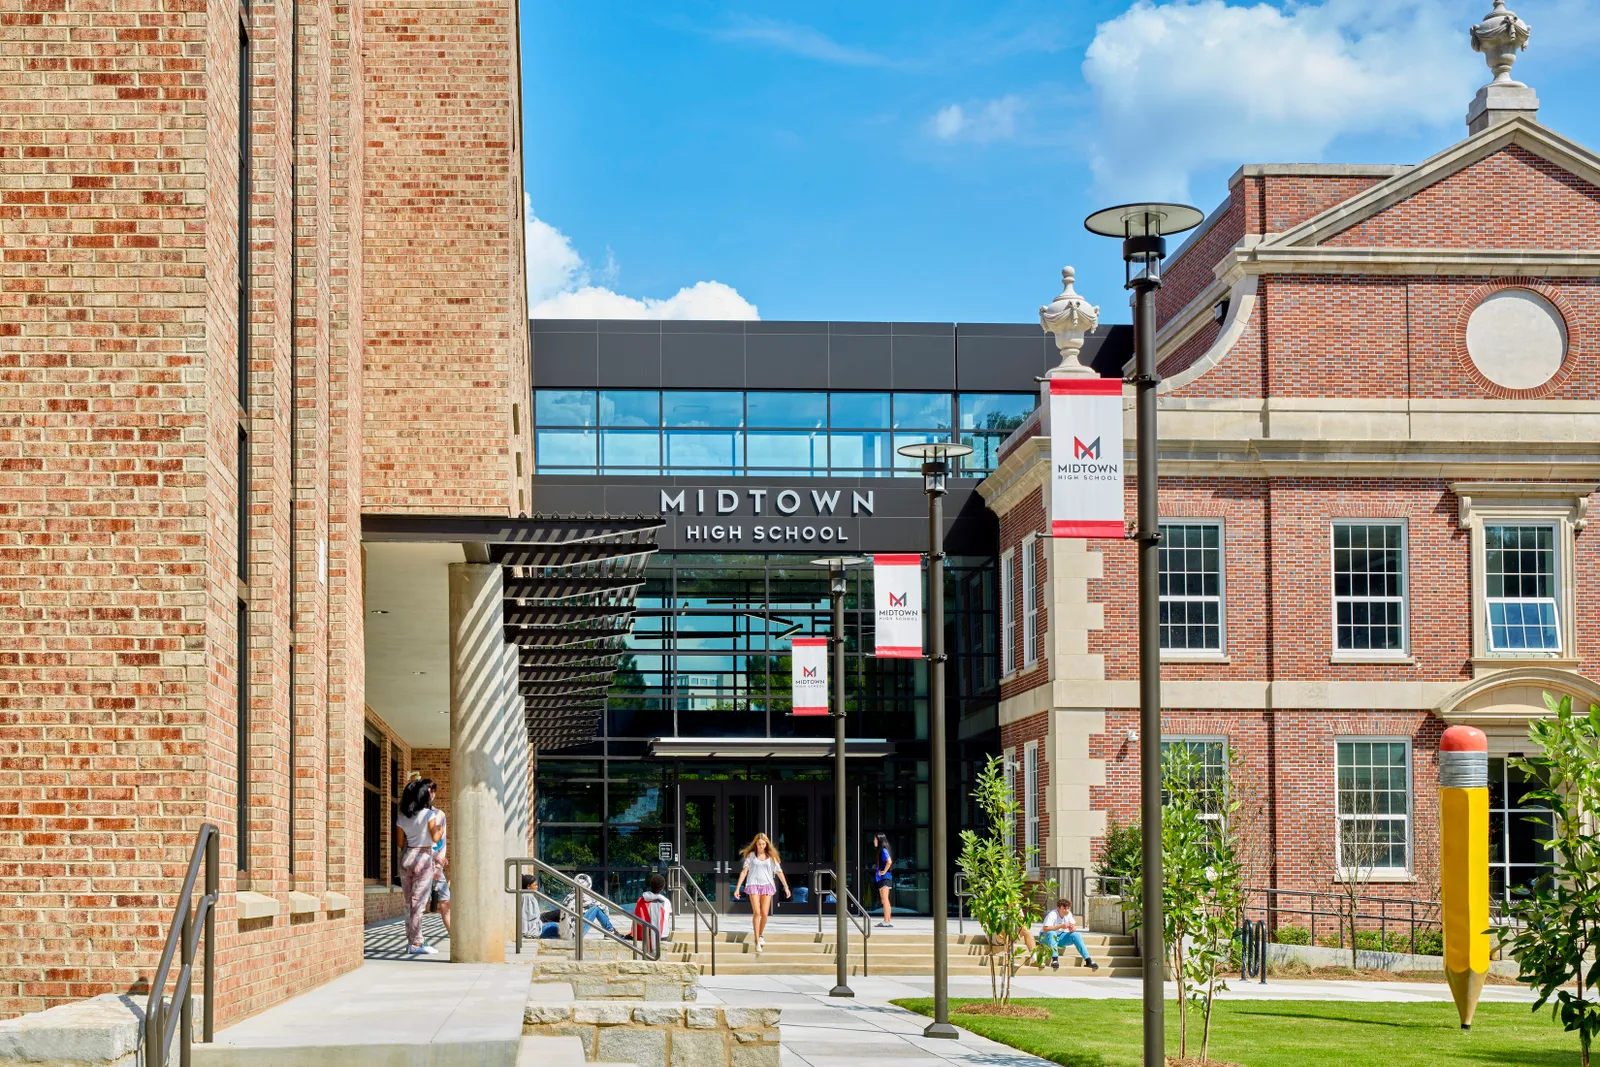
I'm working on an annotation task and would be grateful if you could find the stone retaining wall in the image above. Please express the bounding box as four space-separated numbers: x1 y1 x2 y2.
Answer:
524 1003 780 1067
530 959 700 1002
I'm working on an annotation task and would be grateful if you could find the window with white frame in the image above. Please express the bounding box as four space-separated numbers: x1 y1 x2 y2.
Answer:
1000 550 1018 675
1021 535 1039 667
1158 522 1223 652
1335 740 1411 875
1160 737 1227 819
1002 747 1017 852
1023 741 1039 870
1332 522 1407 653
1485 524 1560 652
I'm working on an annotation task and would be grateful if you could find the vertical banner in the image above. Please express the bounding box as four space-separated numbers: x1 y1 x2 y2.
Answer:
1049 377 1126 538
790 637 829 716
873 553 924 658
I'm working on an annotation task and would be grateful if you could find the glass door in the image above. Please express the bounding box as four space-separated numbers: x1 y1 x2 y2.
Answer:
679 789 720 909
722 785 764 909
772 785 815 912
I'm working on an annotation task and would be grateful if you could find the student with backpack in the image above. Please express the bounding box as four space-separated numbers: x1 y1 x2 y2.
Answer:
632 873 674 955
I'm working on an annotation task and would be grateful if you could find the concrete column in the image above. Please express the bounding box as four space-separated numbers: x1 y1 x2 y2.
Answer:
449 562 509 963
501 637 531 934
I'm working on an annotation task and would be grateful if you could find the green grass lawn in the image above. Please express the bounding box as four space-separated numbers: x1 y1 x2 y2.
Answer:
892 997 1581 1067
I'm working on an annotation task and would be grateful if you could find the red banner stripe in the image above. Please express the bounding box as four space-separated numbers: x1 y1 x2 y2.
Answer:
1052 520 1125 538
791 708 831 716
1049 377 1125 396
873 553 923 566
790 637 828 646
875 647 922 659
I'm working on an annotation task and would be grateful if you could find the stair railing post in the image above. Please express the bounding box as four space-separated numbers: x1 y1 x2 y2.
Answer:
203 829 216 1043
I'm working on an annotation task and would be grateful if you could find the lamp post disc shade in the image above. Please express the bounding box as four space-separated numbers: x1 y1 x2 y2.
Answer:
1084 202 1205 238
896 441 974 460
810 557 868 569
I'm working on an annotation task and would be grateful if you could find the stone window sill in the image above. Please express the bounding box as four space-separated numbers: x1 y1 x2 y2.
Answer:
1333 872 1415 884
1160 653 1231 664
1330 654 1416 666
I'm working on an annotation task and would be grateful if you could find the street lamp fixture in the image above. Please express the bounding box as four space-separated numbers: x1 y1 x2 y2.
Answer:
1084 201 1201 1067
809 554 868 999
894 439 972 1040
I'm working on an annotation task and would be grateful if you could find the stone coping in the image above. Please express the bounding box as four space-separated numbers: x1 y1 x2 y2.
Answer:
0 994 145 1067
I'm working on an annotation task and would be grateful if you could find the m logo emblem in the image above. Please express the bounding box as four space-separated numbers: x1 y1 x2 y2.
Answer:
802 666 817 678
1074 436 1101 460
888 591 908 607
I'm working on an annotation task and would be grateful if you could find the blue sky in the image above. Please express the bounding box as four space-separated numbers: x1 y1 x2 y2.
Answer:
520 1 1600 324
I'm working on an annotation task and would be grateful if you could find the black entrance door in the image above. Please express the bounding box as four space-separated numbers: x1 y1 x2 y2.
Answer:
772 784 816 906
678 783 765 912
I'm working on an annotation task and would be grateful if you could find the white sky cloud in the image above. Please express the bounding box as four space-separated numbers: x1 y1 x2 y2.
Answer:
525 198 758 320
1083 0 1482 201
927 96 1023 143
714 17 892 67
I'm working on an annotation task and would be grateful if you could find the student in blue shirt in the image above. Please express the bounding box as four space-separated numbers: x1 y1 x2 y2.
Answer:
872 833 894 928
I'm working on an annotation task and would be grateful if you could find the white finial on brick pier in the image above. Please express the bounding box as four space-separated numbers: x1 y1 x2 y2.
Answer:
1039 267 1099 378
1467 1 1537 133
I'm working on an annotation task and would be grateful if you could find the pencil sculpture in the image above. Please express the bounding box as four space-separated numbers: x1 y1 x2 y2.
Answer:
1439 724 1490 1029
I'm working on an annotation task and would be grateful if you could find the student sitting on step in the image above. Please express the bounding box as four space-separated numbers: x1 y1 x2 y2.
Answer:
632 873 674 955
520 875 562 939
1039 898 1098 971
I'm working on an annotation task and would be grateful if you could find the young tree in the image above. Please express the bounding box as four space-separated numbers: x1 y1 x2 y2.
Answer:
1125 747 1246 1063
956 754 1049 1005
1504 693 1600 1067
1334 787 1386 968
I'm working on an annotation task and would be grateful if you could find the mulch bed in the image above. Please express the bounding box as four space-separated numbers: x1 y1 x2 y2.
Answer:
954 1002 1051 1019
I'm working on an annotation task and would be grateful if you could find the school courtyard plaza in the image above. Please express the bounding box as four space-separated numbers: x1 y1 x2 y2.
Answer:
8 0 1600 1061
150 914 1547 1067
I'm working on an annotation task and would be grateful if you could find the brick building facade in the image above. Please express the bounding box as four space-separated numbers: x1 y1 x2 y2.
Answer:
979 80 1600 906
1 0 528 1025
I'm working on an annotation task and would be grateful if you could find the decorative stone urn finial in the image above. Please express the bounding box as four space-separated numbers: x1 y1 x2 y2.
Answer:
1039 267 1099 378
1470 0 1531 85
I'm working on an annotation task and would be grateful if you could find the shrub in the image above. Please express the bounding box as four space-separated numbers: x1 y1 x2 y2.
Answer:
1410 929 1444 957
1272 926 1311 946
1095 818 1140 891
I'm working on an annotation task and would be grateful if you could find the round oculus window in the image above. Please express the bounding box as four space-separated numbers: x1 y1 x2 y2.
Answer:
1464 288 1568 391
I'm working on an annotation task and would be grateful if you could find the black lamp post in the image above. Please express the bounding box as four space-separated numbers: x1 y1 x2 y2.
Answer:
810 554 867 999
895 438 973 1040
1084 202 1201 1067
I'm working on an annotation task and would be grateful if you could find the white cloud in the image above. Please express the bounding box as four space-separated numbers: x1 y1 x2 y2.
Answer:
524 198 758 320
531 281 759 321
714 17 892 67
927 96 1023 143
1083 0 1482 201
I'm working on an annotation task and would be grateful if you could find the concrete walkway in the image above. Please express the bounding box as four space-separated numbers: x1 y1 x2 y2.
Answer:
698 975 1055 1066
190 917 534 1067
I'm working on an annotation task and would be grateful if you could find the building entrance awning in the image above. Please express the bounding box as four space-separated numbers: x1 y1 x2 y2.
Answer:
363 513 662 751
647 737 895 759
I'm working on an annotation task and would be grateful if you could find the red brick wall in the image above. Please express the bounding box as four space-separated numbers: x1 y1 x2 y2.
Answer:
410 748 451 819
998 488 1049 700
1089 708 1439 895
1000 711 1050 862
360 0 530 516
1327 146 1600 249
0 0 375 1023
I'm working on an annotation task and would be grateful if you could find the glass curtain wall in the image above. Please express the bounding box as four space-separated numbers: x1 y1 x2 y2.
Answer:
534 390 1035 478
534 551 999 911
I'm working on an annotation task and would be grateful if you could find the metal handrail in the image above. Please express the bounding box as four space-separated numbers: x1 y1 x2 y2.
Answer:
145 823 218 1067
506 857 659 961
954 872 971 934
666 865 717 976
811 868 870 977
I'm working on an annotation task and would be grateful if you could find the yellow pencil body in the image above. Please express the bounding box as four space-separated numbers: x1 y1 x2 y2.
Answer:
1439 725 1490 1029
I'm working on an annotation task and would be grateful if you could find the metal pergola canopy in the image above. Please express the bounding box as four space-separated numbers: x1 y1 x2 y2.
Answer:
363 512 662 751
